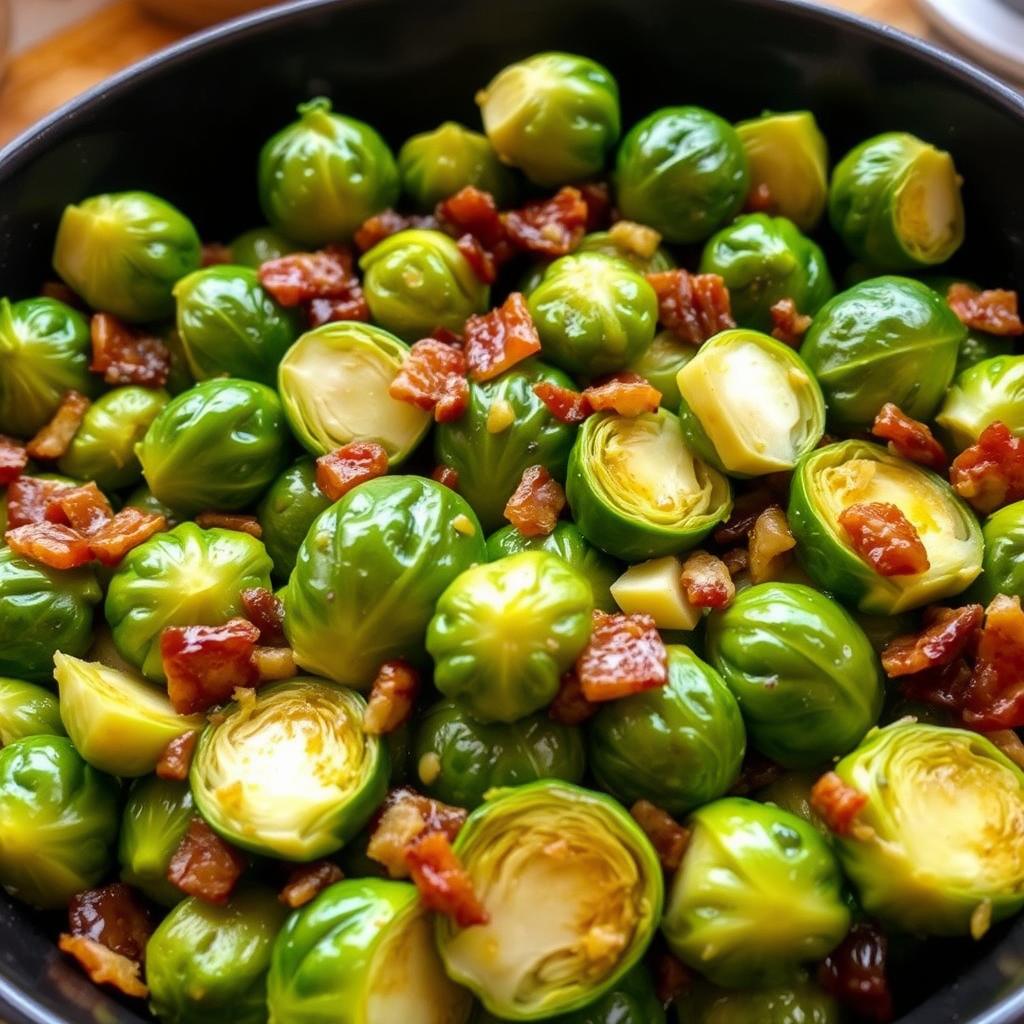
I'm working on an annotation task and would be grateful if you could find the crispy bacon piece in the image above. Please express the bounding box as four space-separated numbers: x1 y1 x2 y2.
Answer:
432 464 460 490
6 476 71 528
881 604 983 678
201 242 233 267
44 482 113 535
405 830 488 927
769 297 812 347
713 487 776 546
630 800 690 872
58 935 148 998
721 547 749 577
167 818 247 904
315 441 389 502
579 181 612 231
463 292 541 382
947 282 1024 337
155 731 198 781
456 233 498 285
961 595 1024 730
838 501 930 576
364 660 420 735
504 465 565 537
389 338 469 423
240 587 286 646
748 505 797 583
654 951 693 1005
744 181 776 214
436 187 510 261
279 861 344 909
194 512 262 537
5 522 93 569
729 749 783 796
533 381 591 425
871 403 948 471
818 921 894 1023
41 280 86 309
502 187 588 258
0 436 27 485
950 421 1024 514
90 313 170 388
367 787 468 879
646 269 735 344
900 657 973 718
584 372 662 417
354 209 437 253
548 670 598 725
258 247 365 323
88 508 166 567
576 610 667 702
811 772 868 837
68 883 151 965
680 550 735 609
25 390 90 461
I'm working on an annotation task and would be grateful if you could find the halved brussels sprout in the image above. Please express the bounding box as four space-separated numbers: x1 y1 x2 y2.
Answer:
52 191 202 322
0 678 64 745
0 734 119 909
567 409 732 561
284 476 485 688
615 106 749 244
799 275 964 431
936 354 1024 452
589 645 745 815
258 98 399 246
735 111 829 231
705 583 883 768
789 440 983 613
477 51 620 187
437 780 663 1020
268 878 473 1024
625 329 696 410
679 976 839 1024
230 226 298 269
257 458 331 580
828 132 964 269
973 500 1024 603
829 722 1024 934
105 522 273 681
427 551 594 723
662 797 849 987
676 329 825 477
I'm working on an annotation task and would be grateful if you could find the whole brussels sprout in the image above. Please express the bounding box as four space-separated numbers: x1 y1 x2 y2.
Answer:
257 458 331 580
52 191 202 322
936 354 1024 452
973 500 1024 603
476 51 620 187
527 252 658 377
434 360 577 532
0 296 96 437
147 886 288 1024
567 409 732 561
828 132 964 269
230 226 298 268
0 678 64 745
360 229 489 340
662 797 849 987
258 97 399 246
427 552 594 723
105 522 273 681
677 329 826 477
588 645 745 815
137 377 289 514
679 976 839 1024
625 329 696 409
284 476 485 688
0 735 119 909
789 440 983 613
437 781 663 1020
615 106 749 244
799 276 965 430
705 583 883 768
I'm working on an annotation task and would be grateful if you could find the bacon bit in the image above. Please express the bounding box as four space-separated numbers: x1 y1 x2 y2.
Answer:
548 670 598 725
654 951 693 1005
871 403 948 471
88 508 166 566
354 210 437 253
240 587 286 646
881 604 983 678
579 181 612 231
576 610 667 702
167 818 247 904
44 482 112 535
194 512 262 538
90 313 170 388
583 372 662 417
432 464 460 490
838 501 930 576
769 298 813 347
504 465 565 537
68 883 152 963
456 233 497 285
744 181 776 214
900 656 973 717
58 935 148 999
646 269 735 344
258 246 366 324
680 550 735 609
389 338 469 423
728 749 783 796
748 505 797 583
721 547 749 577
5 522 93 569
962 595 1024 730
155 731 198 781
950 421 1024 514
405 830 488 927
947 283 1024 337
314 440 389 502
533 381 591 425
0 436 28 486
200 242 233 267
251 646 296 682
279 861 344 909
818 921 894 1023
629 800 690 872
810 772 868 837
436 187 511 262
25 390 90 461
364 660 420 735
713 487 776 546
367 787 468 879
41 280 87 309
307 293 371 328
502 187 588 258
6 476 71 528
464 292 541 383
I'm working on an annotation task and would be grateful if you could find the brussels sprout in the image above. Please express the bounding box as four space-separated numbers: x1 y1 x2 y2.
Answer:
147 886 288 1024
679 976 839 1024
0 548 100 682
105 522 273 681
798 276 965 430
589 645 745 815
125 484 186 528
137 377 289 514
788 440 983 613
705 583 883 768
0 678 64 745
438 781 663 1020
625 330 696 410
0 296 97 436
476 51 620 187
829 722 1024 934
52 191 201 322
615 107 749 244
0 735 119 909
256 458 331 580
268 878 473 1024
936 354 1024 452
427 552 593 723
662 797 848 987
828 132 964 269
972 501 1024 603
230 226 298 268
57 385 169 490
735 111 829 231
567 409 732 561
258 98 399 246
527 253 658 377
676 329 825 477
284 476 485 688
434 360 577 531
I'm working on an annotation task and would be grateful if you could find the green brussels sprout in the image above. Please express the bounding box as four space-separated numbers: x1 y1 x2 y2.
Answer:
105 522 273 681
0 678 64 745
567 409 732 561
174 265 300 385
268 877 473 1024
427 552 594 723
230 226 298 269
137 377 288 514
789 440 983 613
147 886 288 1024
124 484 186 528
705 583 883 768
588 645 745 815
972 500 1024 603
828 132 964 269
799 276 965 430
52 191 202 322
0 548 100 682
434 360 577 532
676 329 826 477
57 385 169 490
698 215 834 332
679 976 839 1024
0 296 97 436
257 458 331 580
615 107 749 244
438 780 663 1020
662 797 849 987
283 475 485 688
735 111 829 231
477 51 620 187
527 252 658 377
0 735 119 909
828 722 1024 934
625 330 696 410
936 354 1024 452
258 98 399 246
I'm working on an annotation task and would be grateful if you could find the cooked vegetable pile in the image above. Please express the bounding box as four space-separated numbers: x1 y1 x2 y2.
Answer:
2 48 1024 1024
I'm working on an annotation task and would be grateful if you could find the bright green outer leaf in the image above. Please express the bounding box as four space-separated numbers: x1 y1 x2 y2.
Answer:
624 330 695 410
0 678 64 745
972 500 1024 604
677 976 839 1024
230 226 298 269
936 354 1024 452
257 457 331 581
